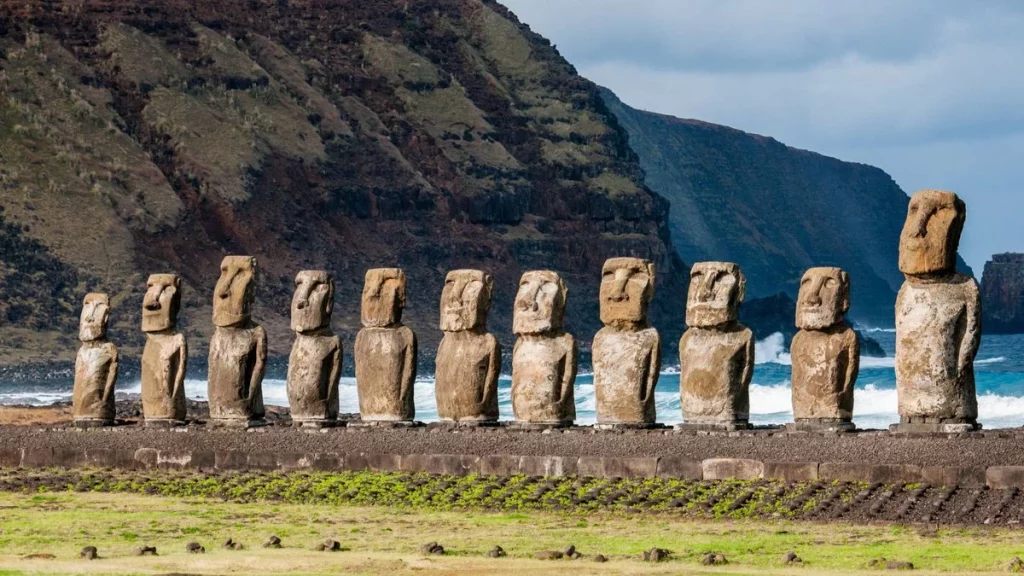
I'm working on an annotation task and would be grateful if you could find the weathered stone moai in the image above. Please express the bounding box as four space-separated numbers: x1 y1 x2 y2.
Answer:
355 268 417 424
73 293 119 426
207 256 267 426
895 190 981 433
593 258 661 428
141 274 188 426
678 262 754 430
790 267 859 432
511 270 577 427
286 270 342 427
434 269 500 424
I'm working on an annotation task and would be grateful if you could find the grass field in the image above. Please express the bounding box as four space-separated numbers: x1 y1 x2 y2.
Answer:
1 490 1023 575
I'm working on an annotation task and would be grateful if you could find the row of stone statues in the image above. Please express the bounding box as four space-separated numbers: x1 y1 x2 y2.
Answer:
70 189 982 433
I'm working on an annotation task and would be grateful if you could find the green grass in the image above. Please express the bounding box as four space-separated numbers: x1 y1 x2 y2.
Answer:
0 491 1023 574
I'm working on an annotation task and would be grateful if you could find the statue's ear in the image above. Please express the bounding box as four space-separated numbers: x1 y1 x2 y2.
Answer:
736 269 747 303
840 271 851 314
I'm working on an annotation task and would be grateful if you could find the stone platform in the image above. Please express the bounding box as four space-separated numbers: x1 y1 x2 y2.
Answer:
4 423 1024 488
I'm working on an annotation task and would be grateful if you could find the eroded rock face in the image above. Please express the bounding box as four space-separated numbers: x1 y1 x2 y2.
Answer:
511 271 577 425
286 271 341 425
208 256 266 424
593 258 660 426
791 267 858 426
679 262 753 427
141 274 188 423
895 190 981 430
73 293 118 424
434 270 500 423
355 268 417 422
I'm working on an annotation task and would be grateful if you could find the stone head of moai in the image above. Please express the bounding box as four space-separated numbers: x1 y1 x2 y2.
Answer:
599 257 655 327
291 270 334 333
686 262 745 328
796 267 850 330
362 268 406 328
513 270 566 335
899 190 966 277
439 269 493 332
212 256 257 328
142 274 181 333
79 293 110 342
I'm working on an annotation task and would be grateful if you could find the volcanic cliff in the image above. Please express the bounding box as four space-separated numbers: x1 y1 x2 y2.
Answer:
981 253 1024 334
601 89 974 327
0 0 688 367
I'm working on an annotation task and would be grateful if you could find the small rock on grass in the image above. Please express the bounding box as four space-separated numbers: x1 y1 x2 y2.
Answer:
185 542 205 554
535 550 564 560
420 542 445 555
1009 557 1024 572
21 553 56 560
564 544 581 559
263 535 282 549
79 546 98 560
885 560 914 570
783 551 802 564
132 545 158 556
642 548 670 562
222 538 245 550
314 539 342 552
593 554 608 563
701 552 728 566
486 545 506 558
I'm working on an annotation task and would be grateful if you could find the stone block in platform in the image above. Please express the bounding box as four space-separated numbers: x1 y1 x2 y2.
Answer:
214 451 248 470
577 457 659 479
986 466 1024 489
656 456 703 480
819 462 924 484
519 455 576 477
764 461 819 482
702 458 764 480
401 454 479 476
675 422 751 432
786 420 855 433
478 455 520 476
921 465 985 487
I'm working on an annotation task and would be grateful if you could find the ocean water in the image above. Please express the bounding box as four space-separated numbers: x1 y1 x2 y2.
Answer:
3 332 1023 430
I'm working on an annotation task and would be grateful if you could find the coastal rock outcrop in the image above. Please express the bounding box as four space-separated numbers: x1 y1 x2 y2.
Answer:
981 253 1024 334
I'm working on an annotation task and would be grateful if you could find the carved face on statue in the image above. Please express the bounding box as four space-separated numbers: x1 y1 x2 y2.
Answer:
440 269 493 332
599 257 655 326
899 189 966 277
142 274 181 333
796 267 849 330
212 256 257 328
362 268 406 328
79 293 110 342
291 270 334 333
513 270 566 335
686 262 745 328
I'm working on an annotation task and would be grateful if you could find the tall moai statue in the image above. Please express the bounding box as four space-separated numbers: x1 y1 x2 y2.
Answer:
511 270 577 428
355 268 417 424
141 274 188 426
434 269 500 424
286 270 342 427
790 267 859 432
73 293 119 426
895 190 981 433
678 262 754 430
207 256 267 427
593 258 660 428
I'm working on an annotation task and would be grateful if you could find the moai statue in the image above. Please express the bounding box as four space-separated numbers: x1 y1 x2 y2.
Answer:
286 270 342 427
141 274 188 426
790 267 859 432
678 262 754 430
434 269 500 424
593 258 660 428
354 268 417 425
511 270 577 428
73 293 118 426
207 256 267 427
895 189 981 433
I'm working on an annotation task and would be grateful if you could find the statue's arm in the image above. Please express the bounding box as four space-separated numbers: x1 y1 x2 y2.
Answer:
329 337 343 395
741 330 755 387
844 329 860 397
559 335 578 405
251 327 268 401
103 345 120 404
644 332 661 402
960 281 982 370
483 336 501 407
174 336 188 400
400 328 418 402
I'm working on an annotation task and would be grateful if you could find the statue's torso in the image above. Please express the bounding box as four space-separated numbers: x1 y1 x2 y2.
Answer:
355 326 416 421
208 325 265 419
679 326 752 422
73 341 118 420
791 327 857 420
287 332 341 421
511 333 576 423
141 332 187 420
593 326 660 424
435 331 499 421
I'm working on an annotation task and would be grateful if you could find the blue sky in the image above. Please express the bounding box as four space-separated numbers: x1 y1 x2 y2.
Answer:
502 0 1024 273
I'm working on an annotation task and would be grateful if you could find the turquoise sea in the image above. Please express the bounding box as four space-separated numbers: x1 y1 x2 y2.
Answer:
3 332 1023 430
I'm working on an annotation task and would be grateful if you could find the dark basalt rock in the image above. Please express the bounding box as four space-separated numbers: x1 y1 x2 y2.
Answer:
982 253 1024 334
133 545 158 556
263 535 282 549
185 542 205 554
79 546 98 560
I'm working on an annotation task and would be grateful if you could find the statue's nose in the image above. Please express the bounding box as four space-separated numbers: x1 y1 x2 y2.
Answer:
144 300 161 311
296 300 307 310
